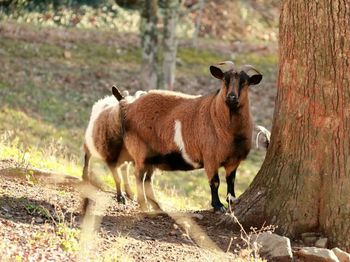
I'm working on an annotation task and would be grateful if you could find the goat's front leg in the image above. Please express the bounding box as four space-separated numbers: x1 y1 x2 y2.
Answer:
207 170 225 213
226 169 237 206
225 162 240 207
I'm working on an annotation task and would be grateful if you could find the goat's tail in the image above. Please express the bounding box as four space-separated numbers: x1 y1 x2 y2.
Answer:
112 86 125 101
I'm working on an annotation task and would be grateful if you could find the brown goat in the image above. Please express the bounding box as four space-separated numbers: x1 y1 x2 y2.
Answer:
120 61 262 212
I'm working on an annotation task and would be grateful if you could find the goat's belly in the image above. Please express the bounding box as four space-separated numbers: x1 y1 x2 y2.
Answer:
145 152 202 171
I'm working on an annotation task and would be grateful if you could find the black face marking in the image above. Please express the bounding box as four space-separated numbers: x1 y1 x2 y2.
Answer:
222 71 251 112
145 152 197 171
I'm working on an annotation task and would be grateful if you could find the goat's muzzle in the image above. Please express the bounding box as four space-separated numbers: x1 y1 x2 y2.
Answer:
226 94 239 110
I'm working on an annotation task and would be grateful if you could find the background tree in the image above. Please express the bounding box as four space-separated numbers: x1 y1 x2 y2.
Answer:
234 0 350 250
161 0 182 90
140 0 159 89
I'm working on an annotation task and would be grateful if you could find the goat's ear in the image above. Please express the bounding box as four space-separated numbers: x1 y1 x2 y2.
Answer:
241 65 263 85
210 66 224 80
249 74 262 85
112 86 124 101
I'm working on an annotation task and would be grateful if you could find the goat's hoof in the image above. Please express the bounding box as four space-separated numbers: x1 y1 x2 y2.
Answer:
226 195 237 206
138 202 149 212
116 194 126 204
213 206 226 214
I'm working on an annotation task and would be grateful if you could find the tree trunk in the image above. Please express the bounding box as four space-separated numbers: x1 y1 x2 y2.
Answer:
140 0 159 90
234 0 350 250
161 0 181 90
192 0 205 49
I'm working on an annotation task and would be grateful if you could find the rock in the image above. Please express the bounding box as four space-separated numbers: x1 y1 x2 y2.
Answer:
315 238 328 248
251 232 293 261
332 248 350 262
296 247 339 262
302 232 321 245
303 236 318 246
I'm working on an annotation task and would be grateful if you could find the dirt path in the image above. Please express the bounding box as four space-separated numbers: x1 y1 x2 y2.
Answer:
0 160 249 261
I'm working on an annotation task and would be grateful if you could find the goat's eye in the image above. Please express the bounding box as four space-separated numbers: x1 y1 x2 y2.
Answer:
239 80 246 88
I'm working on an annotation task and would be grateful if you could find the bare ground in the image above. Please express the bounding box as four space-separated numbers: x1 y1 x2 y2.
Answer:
0 159 250 261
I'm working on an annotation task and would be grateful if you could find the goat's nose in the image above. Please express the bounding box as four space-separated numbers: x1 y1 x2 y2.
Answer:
227 94 238 102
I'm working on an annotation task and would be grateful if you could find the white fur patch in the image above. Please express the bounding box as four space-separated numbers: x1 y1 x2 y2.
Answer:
125 90 147 103
174 120 200 168
85 95 118 159
149 90 201 99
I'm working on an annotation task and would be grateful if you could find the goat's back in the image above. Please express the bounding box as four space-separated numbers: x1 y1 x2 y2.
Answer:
124 91 205 154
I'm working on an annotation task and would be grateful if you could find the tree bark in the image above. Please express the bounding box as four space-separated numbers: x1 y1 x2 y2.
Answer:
192 0 205 49
140 0 159 90
235 0 350 250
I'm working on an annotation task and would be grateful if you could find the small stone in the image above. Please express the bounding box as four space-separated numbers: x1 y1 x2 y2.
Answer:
190 213 203 220
63 50 71 59
297 247 339 262
301 232 321 238
251 232 293 262
303 236 318 246
169 230 177 236
35 217 44 223
315 238 328 248
332 248 350 262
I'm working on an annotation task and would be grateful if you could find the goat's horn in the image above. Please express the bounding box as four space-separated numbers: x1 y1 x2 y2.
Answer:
240 65 261 77
215 61 236 73
240 65 263 85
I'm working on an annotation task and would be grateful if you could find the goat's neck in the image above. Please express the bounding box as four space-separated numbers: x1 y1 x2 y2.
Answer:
211 94 252 139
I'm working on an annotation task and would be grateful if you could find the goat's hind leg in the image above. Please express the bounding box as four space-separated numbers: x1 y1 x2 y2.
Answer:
82 143 91 181
119 162 134 199
81 144 94 214
142 168 163 213
109 163 126 204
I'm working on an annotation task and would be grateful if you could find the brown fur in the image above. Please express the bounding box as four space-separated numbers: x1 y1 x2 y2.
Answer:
82 98 133 211
124 86 252 180
103 63 262 212
92 106 124 163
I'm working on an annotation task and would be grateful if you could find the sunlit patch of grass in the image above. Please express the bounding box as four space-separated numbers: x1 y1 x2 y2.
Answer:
56 223 80 252
0 131 82 178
